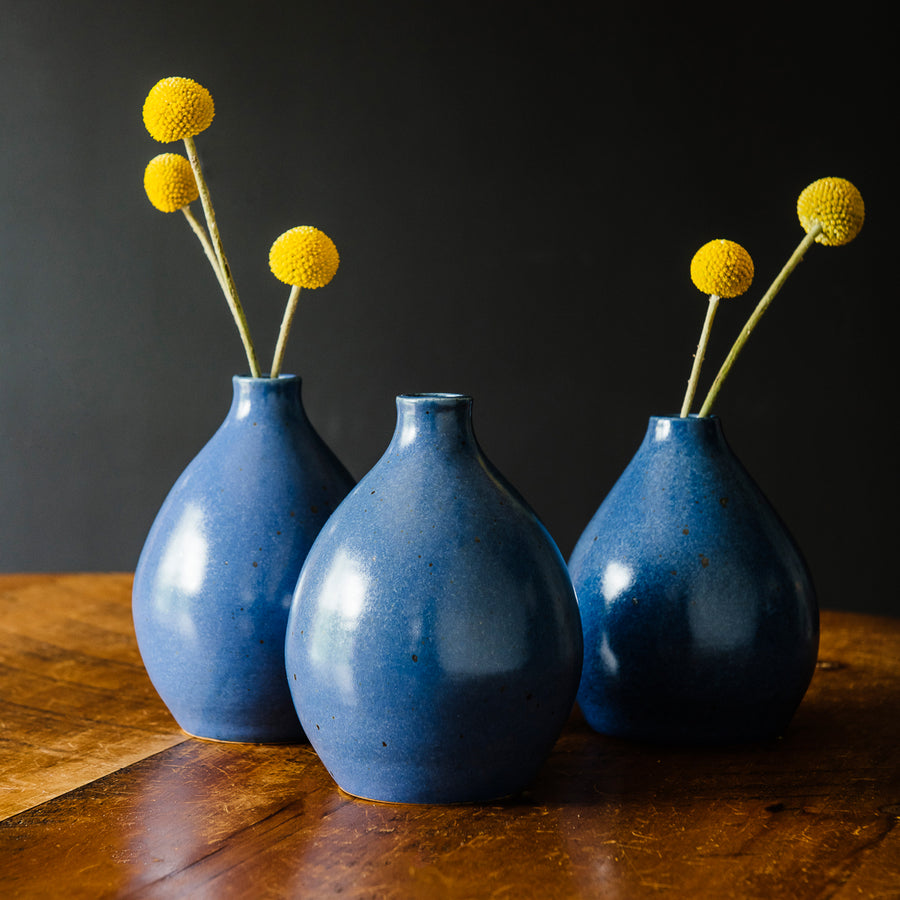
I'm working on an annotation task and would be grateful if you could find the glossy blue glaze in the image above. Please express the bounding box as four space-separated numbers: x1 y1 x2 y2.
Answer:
285 393 584 803
569 415 819 744
133 375 354 743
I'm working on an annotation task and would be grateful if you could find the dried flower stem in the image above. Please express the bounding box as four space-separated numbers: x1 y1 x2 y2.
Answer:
181 206 228 297
698 223 823 417
182 135 261 377
680 294 720 417
270 285 301 379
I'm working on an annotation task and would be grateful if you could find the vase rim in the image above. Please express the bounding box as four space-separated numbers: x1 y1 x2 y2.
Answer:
397 392 472 401
232 373 300 383
651 413 720 422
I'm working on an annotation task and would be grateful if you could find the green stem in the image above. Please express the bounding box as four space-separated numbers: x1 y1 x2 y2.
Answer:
182 135 261 377
698 223 823 417
680 294 720 417
181 205 228 297
270 285 301 379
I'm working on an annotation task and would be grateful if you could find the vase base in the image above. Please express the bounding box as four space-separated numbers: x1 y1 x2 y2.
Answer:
180 725 307 746
579 708 797 746
333 783 521 806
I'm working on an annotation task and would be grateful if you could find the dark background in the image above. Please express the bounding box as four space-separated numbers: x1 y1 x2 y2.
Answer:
1 2 895 615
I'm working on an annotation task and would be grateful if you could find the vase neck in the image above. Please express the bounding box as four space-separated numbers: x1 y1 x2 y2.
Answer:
228 374 306 424
643 415 728 453
389 393 476 453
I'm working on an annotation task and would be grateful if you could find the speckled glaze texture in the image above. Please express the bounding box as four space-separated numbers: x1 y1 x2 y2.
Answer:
285 393 584 803
569 415 819 744
133 375 354 743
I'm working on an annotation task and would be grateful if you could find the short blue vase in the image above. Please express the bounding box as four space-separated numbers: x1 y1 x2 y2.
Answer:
569 415 819 744
285 393 584 803
133 375 354 743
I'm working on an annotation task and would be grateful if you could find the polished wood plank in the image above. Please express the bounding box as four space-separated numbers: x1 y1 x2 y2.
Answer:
1 574 898 898
0 574 185 817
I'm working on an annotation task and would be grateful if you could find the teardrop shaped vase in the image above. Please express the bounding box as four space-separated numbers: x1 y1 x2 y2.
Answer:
133 375 354 742
568 415 819 744
285 393 584 802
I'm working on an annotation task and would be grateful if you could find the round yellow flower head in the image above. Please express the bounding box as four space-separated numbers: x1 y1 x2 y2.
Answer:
690 239 754 299
269 226 340 288
797 177 864 246
143 77 215 143
143 153 199 212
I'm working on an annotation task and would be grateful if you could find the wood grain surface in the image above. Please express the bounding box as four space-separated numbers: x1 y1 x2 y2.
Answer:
0 574 184 817
1 574 898 898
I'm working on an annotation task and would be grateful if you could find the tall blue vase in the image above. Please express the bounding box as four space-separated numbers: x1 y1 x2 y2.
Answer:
133 375 354 743
285 393 584 803
569 415 819 744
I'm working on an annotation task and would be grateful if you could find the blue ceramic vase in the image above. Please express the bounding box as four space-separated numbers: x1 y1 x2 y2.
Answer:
285 393 584 803
133 375 354 743
568 415 819 744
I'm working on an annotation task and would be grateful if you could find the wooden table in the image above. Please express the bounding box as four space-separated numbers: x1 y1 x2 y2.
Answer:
1 574 898 898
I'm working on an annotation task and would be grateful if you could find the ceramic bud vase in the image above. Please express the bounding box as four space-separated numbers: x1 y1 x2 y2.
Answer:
285 393 584 803
133 375 354 743
568 415 819 744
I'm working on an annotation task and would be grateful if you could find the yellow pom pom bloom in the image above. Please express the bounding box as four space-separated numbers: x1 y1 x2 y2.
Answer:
690 239 754 298
269 226 340 288
143 77 215 143
143 153 199 212
797 177 864 246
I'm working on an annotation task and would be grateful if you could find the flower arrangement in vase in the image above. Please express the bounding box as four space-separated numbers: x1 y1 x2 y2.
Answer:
132 77 355 743
569 178 865 743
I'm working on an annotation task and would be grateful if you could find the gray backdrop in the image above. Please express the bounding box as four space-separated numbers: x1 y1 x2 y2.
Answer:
1 2 895 616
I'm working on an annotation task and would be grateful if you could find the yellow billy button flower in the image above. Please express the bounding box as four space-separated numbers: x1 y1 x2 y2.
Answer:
690 239 755 299
269 227 340 378
269 226 340 289
142 77 215 143
797 176 865 246
143 152 233 314
681 240 754 417
143 153 199 212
